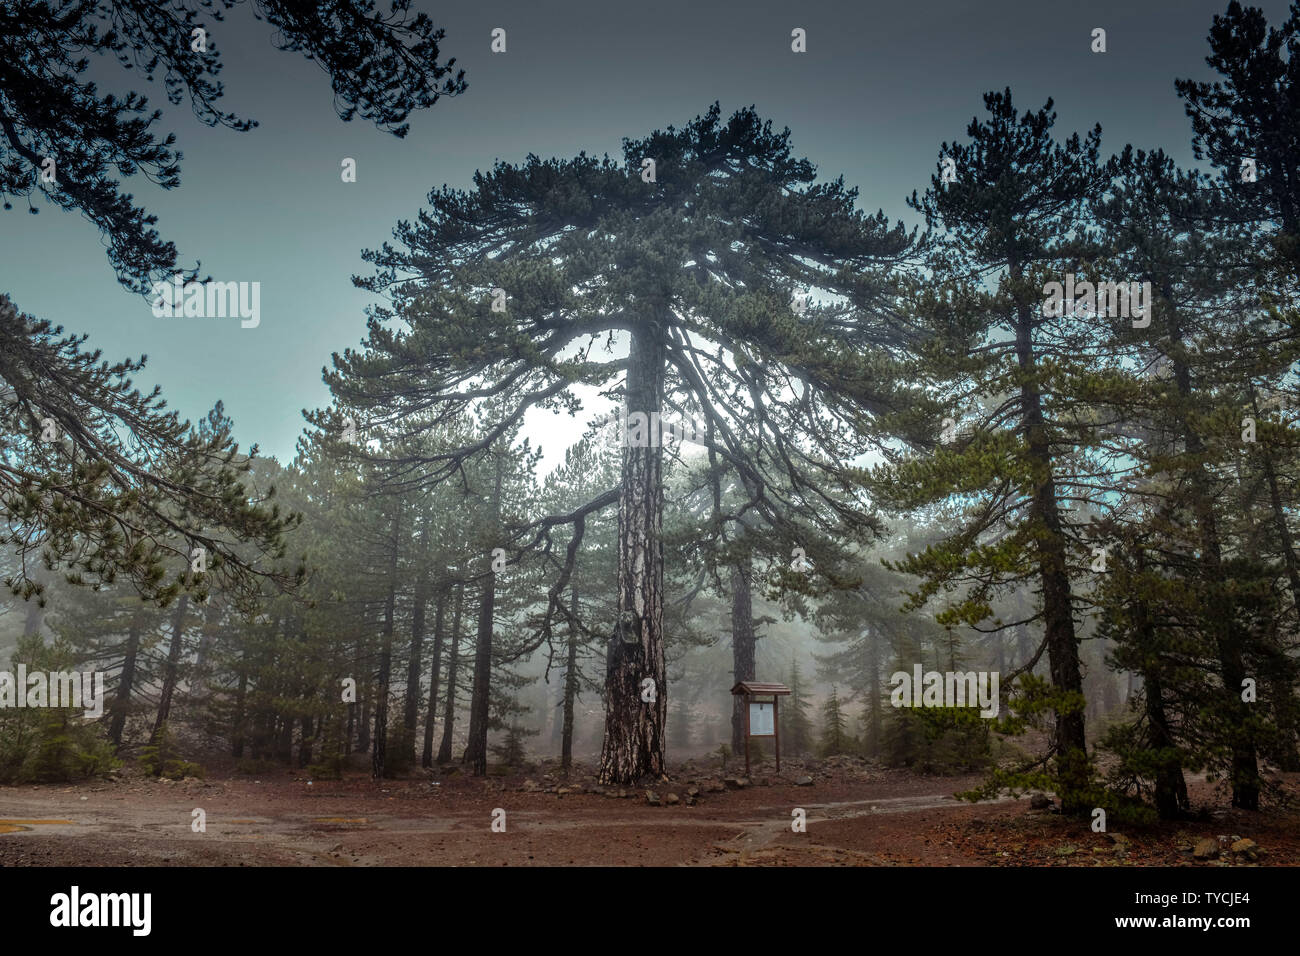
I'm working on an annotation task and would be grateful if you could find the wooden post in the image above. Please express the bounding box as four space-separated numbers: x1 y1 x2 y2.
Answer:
774 695 781 774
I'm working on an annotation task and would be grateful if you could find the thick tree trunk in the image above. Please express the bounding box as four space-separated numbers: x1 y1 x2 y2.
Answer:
150 594 189 744
1014 296 1088 812
561 587 579 771
599 318 668 785
421 585 448 768
729 562 756 755
462 579 494 775
108 617 142 751
373 507 401 779
437 585 464 764
463 454 505 776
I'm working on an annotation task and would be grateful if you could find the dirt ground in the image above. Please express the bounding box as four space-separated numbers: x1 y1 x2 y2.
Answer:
2 758 1298 866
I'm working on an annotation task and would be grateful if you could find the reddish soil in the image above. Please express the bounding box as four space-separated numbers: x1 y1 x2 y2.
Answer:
1 761 1297 867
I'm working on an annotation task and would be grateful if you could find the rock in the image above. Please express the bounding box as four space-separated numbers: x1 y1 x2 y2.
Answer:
1029 793 1052 810
665 793 680 806
1193 837 1220 860
794 776 814 787
686 786 701 798
723 777 748 790
684 794 697 806
1108 833 1130 846
645 790 661 806
556 787 574 797
520 778 541 793
1231 838 1260 861
705 780 726 793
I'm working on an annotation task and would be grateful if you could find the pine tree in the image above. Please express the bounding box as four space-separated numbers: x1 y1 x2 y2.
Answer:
782 660 815 757
819 686 850 757
325 104 923 784
0 300 300 604
879 90 1110 812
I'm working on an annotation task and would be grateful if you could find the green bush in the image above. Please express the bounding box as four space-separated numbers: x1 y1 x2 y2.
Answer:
0 635 120 784
139 722 204 780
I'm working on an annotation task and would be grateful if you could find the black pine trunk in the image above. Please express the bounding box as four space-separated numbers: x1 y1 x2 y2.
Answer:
561 587 579 771
730 562 756 755
150 594 189 744
1013 288 1088 812
599 318 668 785
108 617 142 751
463 454 505 776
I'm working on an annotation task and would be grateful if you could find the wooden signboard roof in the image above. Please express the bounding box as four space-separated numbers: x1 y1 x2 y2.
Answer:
730 681 791 696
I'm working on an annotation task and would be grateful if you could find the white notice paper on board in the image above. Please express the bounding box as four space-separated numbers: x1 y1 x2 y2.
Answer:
749 701 774 736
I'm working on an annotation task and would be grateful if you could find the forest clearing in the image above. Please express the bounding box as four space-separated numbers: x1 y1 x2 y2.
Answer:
3 759 1298 867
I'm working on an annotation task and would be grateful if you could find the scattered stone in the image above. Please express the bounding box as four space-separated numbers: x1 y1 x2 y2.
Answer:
705 780 726 793
1029 793 1052 810
684 794 697 806
1108 833 1130 846
1193 838 1220 860
665 793 680 806
794 775 814 787
686 786 701 798
724 777 749 790
556 787 574 797
645 790 661 806
520 778 541 793
1231 838 1261 862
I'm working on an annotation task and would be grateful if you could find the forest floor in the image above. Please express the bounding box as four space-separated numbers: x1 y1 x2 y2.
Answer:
1 756 1298 866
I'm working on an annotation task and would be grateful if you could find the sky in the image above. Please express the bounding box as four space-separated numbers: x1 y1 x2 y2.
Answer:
2 0 1293 472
